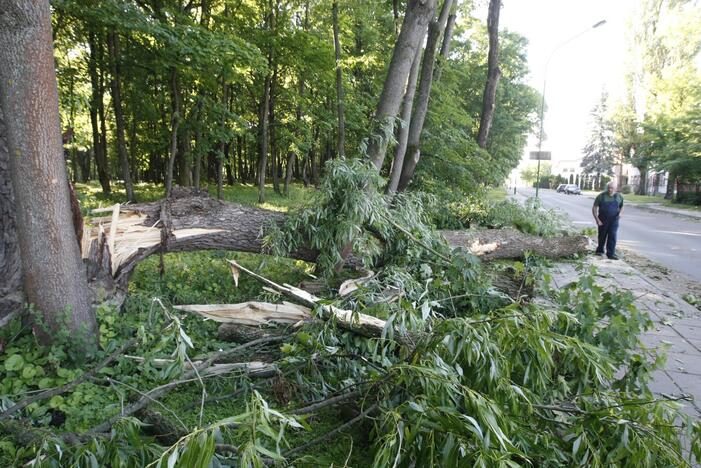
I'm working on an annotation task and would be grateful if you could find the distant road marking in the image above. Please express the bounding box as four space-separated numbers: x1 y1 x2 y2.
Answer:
653 231 701 237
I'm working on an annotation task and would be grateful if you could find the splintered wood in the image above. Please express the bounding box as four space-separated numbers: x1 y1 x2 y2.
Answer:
123 355 277 378
173 302 311 326
82 205 224 276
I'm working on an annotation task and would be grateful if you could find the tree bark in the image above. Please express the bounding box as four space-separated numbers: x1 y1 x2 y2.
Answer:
440 229 589 260
386 45 422 195
433 7 457 83
396 0 454 192
217 83 229 200
97 40 109 186
476 0 502 149
83 191 318 287
165 68 181 197
257 1 274 203
0 1 97 345
664 170 676 200
283 151 296 196
107 28 135 202
332 1 346 159
257 73 271 203
0 104 23 319
366 0 438 171
193 96 204 191
270 66 280 194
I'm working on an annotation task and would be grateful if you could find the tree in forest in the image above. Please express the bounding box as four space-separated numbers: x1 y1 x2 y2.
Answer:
365 0 437 171
0 1 97 348
476 0 501 149
580 91 616 190
332 0 346 159
407 26 539 194
394 0 455 192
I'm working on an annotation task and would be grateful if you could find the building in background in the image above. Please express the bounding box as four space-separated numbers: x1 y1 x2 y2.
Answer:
613 163 668 196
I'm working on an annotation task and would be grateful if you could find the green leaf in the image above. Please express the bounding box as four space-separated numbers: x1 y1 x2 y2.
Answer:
4 354 24 371
21 365 37 380
49 395 64 409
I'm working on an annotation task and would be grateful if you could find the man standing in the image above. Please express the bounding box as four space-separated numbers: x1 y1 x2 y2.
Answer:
592 181 624 259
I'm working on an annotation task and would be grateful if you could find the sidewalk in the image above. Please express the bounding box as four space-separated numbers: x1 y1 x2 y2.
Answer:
549 257 701 419
624 202 701 220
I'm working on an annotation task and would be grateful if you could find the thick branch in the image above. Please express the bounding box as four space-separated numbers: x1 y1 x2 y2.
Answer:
441 229 589 260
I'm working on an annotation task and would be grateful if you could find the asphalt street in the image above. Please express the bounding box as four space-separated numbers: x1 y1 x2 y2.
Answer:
516 187 701 282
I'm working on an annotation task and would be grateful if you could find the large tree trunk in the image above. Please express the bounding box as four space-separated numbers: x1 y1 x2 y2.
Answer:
476 0 502 149
84 189 588 294
98 44 109 186
283 151 296 195
396 0 454 192
386 45 422 195
664 170 676 200
0 1 97 346
366 0 438 170
440 229 589 261
83 191 318 288
433 6 456 83
0 105 23 320
332 1 346 159
107 28 135 202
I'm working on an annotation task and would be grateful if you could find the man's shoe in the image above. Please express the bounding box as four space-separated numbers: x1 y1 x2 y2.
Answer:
594 251 604 256
607 254 619 260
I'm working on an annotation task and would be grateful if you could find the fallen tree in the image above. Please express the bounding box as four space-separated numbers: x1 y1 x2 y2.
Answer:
79 190 588 292
81 189 318 288
441 228 589 260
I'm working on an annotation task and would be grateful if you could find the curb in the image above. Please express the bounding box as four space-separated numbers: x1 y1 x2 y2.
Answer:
624 202 701 221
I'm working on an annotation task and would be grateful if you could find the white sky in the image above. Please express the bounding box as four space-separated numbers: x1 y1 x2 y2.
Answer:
490 0 636 181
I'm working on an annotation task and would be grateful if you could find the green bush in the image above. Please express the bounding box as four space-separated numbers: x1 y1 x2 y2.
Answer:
426 192 571 237
620 184 632 194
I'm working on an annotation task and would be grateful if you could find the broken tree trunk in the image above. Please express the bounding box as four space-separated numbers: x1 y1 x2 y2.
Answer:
81 190 318 287
79 191 589 294
225 260 416 347
441 229 589 261
173 301 311 326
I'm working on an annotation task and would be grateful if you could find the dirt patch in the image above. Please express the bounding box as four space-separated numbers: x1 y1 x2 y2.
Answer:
618 246 701 310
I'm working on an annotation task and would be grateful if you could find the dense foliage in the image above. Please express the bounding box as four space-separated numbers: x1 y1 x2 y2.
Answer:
608 0 701 202
51 0 538 201
2 168 700 466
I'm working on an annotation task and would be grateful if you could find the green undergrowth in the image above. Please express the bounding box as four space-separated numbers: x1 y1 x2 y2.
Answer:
428 190 571 236
3 160 700 466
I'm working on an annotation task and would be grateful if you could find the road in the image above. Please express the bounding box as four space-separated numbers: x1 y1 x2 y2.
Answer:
516 188 701 282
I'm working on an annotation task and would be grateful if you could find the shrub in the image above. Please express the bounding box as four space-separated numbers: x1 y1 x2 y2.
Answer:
620 184 632 194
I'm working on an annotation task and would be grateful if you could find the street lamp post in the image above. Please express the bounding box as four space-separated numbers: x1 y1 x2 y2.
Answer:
534 19 607 199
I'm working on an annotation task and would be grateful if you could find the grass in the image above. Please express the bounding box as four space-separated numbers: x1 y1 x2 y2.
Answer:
620 194 664 203
68 180 371 464
74 181 312 214
485 187 508 203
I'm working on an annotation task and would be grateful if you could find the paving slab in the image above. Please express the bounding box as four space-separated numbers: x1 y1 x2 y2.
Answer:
548 255 701 422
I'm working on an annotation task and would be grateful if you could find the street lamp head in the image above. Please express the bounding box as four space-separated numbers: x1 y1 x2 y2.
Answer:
592 20 607 28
